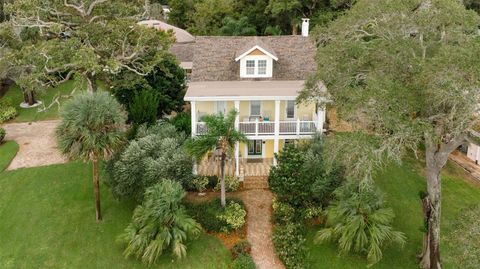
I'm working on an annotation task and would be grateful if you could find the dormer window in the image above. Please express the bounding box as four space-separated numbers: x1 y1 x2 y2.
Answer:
246 60 255 75
258 60 267 75
235 39 278 78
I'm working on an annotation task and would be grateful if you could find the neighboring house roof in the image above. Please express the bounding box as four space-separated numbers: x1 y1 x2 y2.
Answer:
137 20 195 43
185 80 307 101
170 42 194 63
234 37 278 61
190 36 316 82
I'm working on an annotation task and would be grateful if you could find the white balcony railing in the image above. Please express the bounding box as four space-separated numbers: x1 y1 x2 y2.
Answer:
196 120 317 136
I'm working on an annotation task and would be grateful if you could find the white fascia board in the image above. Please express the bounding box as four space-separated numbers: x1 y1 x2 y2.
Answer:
235 45 279 62
184 96 297 102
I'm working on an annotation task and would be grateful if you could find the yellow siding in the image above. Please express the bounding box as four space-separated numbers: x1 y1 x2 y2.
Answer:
195 100 316 121
262 101 275 120
196 101 215 116
239 142 247 158
297 102 316 121
264 140 274 158
239 101 250 121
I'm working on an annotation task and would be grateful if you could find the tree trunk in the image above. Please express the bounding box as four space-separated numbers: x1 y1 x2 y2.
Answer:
220 153 226 207
86 73 97 92
420 142 450 269
24 91 36 106
424 163 442 269
92 157 102 221
419 195 431 268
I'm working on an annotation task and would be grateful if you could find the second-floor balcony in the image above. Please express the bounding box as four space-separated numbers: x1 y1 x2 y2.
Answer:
196 119 318 137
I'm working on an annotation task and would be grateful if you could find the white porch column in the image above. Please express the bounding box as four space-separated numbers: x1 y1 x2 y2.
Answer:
316 105 325 133
273 100 280 166
234 101 240 177
191 101 197 136
191 101 197 175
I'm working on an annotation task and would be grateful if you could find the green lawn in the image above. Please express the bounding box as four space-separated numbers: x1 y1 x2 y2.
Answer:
0 141 18 171
0 142 232 269
2 80 92 122
305 158 480 269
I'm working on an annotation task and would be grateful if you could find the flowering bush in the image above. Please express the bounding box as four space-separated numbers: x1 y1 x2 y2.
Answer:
272 199 296 224
0 98 17 123
190 176 209 192
214 175 240 192
216 201 246 233
272 223 306 269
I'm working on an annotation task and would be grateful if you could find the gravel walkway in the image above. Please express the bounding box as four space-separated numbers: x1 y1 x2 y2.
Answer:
238 190 285 269
1 120 66 170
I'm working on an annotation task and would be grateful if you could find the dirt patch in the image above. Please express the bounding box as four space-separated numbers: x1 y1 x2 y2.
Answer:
211 226 247 249
1 120 67 170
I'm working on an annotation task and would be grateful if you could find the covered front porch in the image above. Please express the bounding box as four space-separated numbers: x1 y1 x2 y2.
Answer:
197 157 273 177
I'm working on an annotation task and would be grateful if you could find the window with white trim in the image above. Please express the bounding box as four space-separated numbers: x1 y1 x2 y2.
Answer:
286 100 295 119
258 60 267 75
240 56 273 78
246 60 255 75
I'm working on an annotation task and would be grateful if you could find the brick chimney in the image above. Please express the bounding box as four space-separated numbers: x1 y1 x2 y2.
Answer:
301 18 310 37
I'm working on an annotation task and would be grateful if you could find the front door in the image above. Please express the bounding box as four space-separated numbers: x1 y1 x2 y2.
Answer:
248 140 262 157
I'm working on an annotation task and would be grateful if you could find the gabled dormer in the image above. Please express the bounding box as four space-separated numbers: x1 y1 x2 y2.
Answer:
235 38 278 78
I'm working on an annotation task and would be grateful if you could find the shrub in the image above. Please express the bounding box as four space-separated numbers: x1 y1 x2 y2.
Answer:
128 90 159 126
272 223 307 269
315 180 406 266
105 123 192 202
232 254 256 269
216 201 247 233
269 136 344 209
214 175 240 192
231 240 252 259
272 199 296 225
168 111 191 135
119 180 201 264
0 98 18 123
190 175 209 192
0 128 5 143
186 198 246 233
111 55 186 118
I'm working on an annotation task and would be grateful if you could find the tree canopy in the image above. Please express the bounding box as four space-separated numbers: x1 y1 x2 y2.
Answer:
301 0 480 268
166 0 352 36
4 0 174 93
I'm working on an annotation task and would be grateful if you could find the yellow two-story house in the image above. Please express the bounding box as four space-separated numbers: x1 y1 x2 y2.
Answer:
183 20 325 178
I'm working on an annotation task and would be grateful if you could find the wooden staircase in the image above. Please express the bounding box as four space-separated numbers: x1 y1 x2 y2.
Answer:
243 176 269 189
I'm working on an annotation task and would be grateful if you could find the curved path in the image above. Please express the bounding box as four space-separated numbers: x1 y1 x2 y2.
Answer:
238 190 285 269
1 120 66 170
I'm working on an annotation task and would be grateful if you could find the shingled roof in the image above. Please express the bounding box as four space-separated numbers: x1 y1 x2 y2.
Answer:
190 36 316 82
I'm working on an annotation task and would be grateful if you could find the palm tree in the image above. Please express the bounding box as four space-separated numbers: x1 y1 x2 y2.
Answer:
56 91 127 221
185 109 246 207
315 180 406 266
119 180 201 264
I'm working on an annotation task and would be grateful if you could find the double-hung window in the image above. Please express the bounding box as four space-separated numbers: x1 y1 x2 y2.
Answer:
246 60 255 75
258 60 267 75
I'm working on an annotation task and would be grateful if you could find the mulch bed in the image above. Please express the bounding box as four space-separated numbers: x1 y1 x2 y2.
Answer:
210 225 247 250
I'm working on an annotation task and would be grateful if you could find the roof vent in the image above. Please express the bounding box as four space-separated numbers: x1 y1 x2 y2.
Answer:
301 18 310 37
